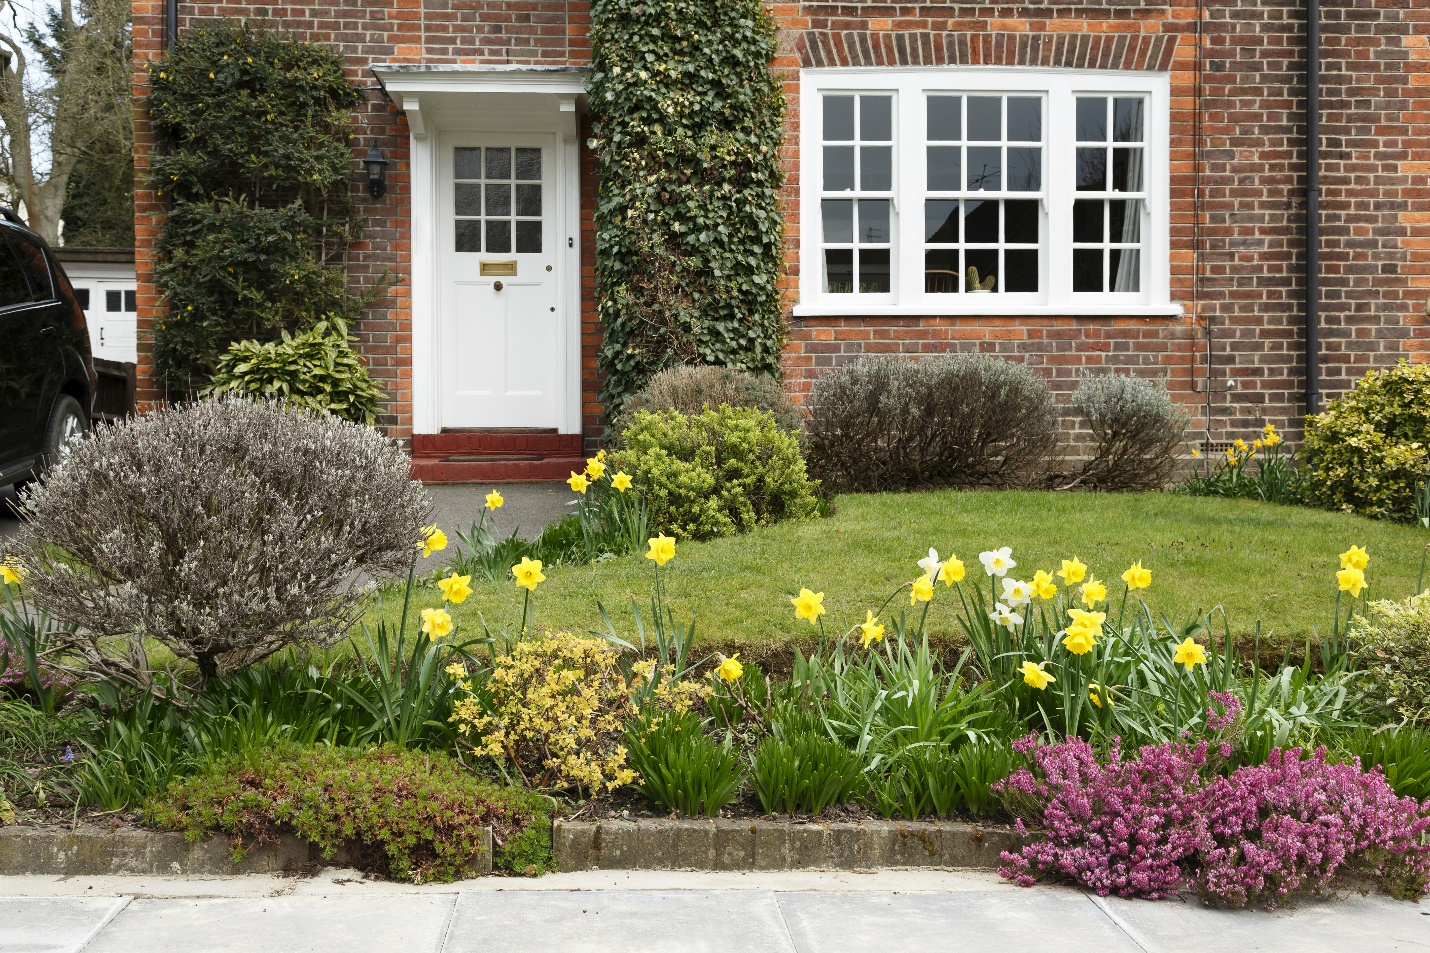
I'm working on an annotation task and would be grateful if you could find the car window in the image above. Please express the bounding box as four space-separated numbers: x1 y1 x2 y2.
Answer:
0 240 29 308
7 233 54 301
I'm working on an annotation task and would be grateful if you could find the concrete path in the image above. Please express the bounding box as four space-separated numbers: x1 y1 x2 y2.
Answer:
1 869 1425 952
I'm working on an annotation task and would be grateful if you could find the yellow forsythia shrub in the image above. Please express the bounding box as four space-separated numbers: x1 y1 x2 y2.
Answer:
451 633 638 793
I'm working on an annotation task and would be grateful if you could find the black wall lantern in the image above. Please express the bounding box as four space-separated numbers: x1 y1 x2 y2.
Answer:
363 147 388 199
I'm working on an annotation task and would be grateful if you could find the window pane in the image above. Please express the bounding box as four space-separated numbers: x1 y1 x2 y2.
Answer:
927 147 961 191
515 148 542 180
455 220 482 253
485 147 512 180
485 184 511 216
1077 98 1107 142
1114 99 1145 142
455 147 482 179
825 249 853 293
1073 248 1103 292
858 199 890 243
968 97 1001 141
860 96 893 141
925 200 959 242
455 183 482 216
516 220 542 254
823 146 855 191
925 250 960 293
0 246 25 307
965 248 997 291
486 219 512 254
927 96 961 141
1004 200 1039 244
1108 200 1142 243
106 289 121 311
859 249 891 293
125 290 137 312
75 288 90 309
1110 248 1141 292
1005 250 1039 292
1073 200 1104 243
1007 97 1041 142
963 200 998 243
1112 148 1143 192
1077 147 1107 191
822 200 853 243
860 146 892 191
515 184 542 217
824 96 855 141
967 147 1001 191
1007 147 1041 192
10 237 50 300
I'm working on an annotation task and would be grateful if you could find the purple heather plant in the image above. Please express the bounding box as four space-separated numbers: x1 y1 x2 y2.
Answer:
998 735 1430 908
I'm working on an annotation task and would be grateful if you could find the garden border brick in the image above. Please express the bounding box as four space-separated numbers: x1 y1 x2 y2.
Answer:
553 819 1018 872
0 826 493 877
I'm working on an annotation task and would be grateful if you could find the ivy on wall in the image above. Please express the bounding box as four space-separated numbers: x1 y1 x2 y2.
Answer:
146 22 363 394
588 0 787 415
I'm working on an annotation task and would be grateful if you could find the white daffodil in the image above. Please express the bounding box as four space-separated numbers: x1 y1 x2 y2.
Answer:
988 602 1024 631
1001 577 1033 607
979 546 1016 577
917 547 943 578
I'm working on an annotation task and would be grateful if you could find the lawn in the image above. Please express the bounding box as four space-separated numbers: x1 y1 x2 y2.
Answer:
382 490 1430 665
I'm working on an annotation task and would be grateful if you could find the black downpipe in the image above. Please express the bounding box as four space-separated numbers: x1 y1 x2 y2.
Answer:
1305 0 1321 416
166 0 178 48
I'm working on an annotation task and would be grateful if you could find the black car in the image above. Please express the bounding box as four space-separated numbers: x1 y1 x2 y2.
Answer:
0 210 93 494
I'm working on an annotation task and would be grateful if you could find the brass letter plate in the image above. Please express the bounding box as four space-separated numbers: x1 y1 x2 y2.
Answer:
480 260 518 277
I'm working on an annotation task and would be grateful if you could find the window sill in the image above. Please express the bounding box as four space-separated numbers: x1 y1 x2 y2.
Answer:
790 302 1185 319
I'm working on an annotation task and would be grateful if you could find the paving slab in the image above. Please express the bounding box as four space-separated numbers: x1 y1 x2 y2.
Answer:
442 890 797 953
1094 891 1430 953
776 889 1146 953
424 482 573 547
82 894 457 953
0 896 129 953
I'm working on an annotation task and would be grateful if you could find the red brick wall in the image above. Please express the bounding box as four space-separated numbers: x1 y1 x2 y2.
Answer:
132 1 1430 448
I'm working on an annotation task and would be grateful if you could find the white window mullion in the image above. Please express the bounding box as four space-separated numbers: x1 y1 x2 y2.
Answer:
897 83 923 305
1046 86 1075 305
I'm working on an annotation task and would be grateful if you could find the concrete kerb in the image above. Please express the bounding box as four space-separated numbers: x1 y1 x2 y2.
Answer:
553 819 1019 872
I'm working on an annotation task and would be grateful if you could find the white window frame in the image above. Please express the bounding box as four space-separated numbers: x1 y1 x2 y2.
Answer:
796 67 1179 318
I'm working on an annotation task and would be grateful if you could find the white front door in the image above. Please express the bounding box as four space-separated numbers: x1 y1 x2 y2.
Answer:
438 137 562 428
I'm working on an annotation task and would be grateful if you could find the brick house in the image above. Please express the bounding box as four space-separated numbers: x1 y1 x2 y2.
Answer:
130 1 1430 481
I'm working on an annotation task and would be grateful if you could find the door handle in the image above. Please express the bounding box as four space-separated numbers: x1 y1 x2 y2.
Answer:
493 281 504 292
40 326 55 336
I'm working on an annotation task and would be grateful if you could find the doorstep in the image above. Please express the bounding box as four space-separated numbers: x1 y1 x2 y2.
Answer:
410 430 586 484
553 819 1018 872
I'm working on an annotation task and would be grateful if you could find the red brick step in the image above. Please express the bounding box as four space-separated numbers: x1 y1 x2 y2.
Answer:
410 429 587 484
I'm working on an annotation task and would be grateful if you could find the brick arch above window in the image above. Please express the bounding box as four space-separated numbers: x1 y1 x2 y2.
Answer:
794 31 1182 74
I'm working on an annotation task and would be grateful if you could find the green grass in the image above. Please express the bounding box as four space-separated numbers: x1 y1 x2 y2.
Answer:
382 491 1430 665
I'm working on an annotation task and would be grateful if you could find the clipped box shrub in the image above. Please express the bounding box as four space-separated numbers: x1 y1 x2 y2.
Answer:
1346 590 1430 725
613 364 800 435
609 406 818 541
1071 373 1188 490
144 744 552 881
805 354 1059 492
1301 361 1430 521
9 397 429 690
201 317 384 424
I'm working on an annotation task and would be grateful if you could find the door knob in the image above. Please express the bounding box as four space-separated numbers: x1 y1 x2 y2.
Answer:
493 281 504 291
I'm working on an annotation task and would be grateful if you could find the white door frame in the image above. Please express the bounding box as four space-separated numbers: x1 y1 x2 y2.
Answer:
374 68 587 434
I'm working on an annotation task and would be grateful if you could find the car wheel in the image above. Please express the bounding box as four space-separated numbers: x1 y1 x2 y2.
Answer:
39 394 88 472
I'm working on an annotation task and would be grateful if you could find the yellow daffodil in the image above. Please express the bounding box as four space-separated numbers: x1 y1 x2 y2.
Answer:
420 525 448 558
567 471 590 494
1020 660 1055 690
485 489 504 510
1234 438 1248 453
1062 627 1098 655
1089 683 1114 709
1253 438 1264 450
420 607 454 639
585 457 606 480
1191 448 1202 458
596 449 607 462
716 654 744 682
611 471 633 492
646 534 676 566
1339 545 1369 571
1081 579 1107 606
1263 422 1277 436
938 557 965 585
437 572 473 604
512 556 546 591
792 587 826 624
1264 432 1282 447
445 661 468 680
1067 608 1106 631
1030 569 1058 600
910 574 935 605
1121 561 1152 591
0 563 22 586
1172 636 1208 671
858 610 885 648
1057 557 1087 586
1336 566 1367 599
1226 449 1240 464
